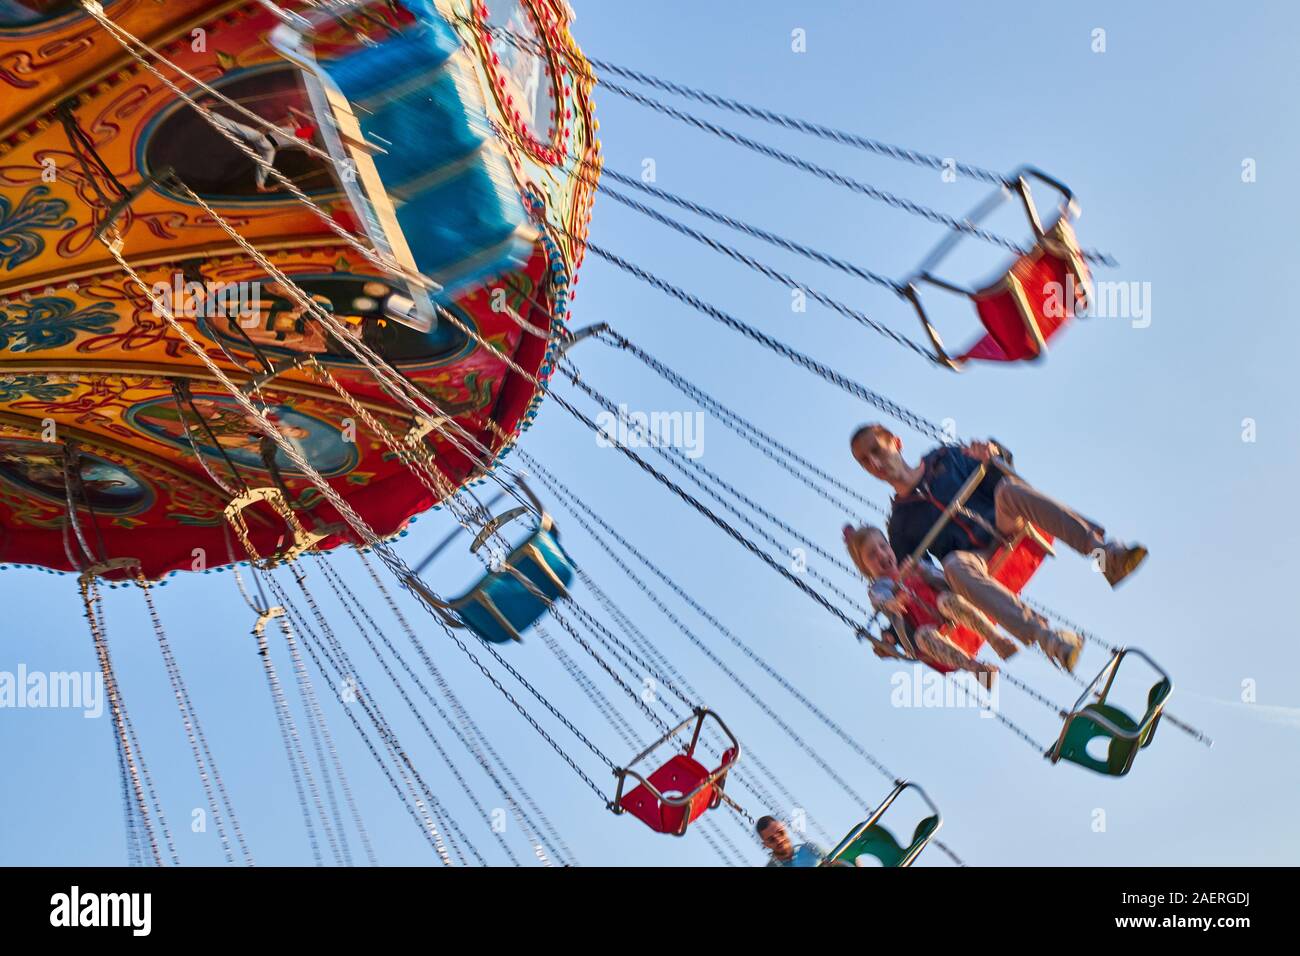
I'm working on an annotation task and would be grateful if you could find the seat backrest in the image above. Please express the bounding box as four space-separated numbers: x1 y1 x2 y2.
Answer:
988 527 1053 593
899 576 984 673
839 823 907 867
1139 679 1173 750
715 746 740 778
899 529 1052 673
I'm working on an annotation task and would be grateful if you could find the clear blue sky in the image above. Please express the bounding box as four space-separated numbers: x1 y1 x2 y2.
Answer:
3 0 1299 866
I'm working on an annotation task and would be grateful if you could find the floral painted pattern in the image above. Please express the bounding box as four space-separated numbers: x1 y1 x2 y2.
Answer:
0 296 118 352
0 186 75 272
0 374 78 402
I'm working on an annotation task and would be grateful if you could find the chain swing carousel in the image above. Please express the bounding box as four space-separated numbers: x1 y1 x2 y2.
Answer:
1 1 1212 868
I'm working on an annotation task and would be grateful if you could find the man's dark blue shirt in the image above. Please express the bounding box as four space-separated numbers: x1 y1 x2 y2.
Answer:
886 445 1006 564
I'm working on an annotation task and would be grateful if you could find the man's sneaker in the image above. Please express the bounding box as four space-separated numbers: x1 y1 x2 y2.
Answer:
1042 630 1083 673
1102 542 1148 589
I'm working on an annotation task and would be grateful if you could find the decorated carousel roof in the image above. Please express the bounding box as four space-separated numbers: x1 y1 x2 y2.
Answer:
0 0 599 578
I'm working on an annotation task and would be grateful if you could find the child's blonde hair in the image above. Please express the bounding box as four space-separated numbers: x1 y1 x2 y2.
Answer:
843 523 888 580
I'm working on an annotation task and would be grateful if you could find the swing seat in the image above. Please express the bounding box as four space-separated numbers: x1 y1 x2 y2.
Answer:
618 749 738 836
823 781 942 868
447 520 575 644
1049 649 1172 777
613 709 741 837
904 166 1090 369
902 523 1054 674
838 817 940 868
962 218 1090 363
270 1 535 330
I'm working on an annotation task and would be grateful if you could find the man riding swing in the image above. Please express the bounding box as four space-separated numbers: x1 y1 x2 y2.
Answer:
850 424 1147 673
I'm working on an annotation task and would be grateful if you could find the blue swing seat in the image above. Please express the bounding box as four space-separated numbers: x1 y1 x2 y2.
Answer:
444 516 574 644
274 0 535 327
322 2 534 296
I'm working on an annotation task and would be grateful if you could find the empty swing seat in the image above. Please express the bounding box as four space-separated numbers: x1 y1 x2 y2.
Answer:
823 781 942 868
1049 648 1173 777
619 749 738 836
903 166 1091 369
837 817 941 868
613 709 741 836
273 0 536 331
322 3 535 294
449 520 575 644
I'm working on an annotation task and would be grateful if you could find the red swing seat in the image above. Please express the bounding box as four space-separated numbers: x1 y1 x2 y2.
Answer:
904 166 1091 369
612 709 740 837
618 747 740 835
963 218 1090 363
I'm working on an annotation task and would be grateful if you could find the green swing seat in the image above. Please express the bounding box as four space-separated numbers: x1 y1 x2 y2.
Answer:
836 815 941 868
822 781 942 868
1049 648 1172 777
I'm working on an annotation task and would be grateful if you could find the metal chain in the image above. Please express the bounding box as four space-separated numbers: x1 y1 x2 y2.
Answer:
134 572 251 865
695 821 740 867
285 622 381 867
265 572 457 865
595 78 1084 263
467 14 1115 266
250 606 328 866
495 121 937 363
311 555 519 866
261 575 451 865
599 329 884 515
586 567 828 846
549 603 673 735
549 478 880 805
597 181 938 364
573 240 951 440
285 566 470 864
462 13 1008 187
605 402 874 611
90 578 179 864
520 452 982 864
559 371 875 630
356 553 577 865
595 164 903 292
276 587 358 867
537 623 645 754
590 66 1007 187
577 564 837 845
80 577 163 865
